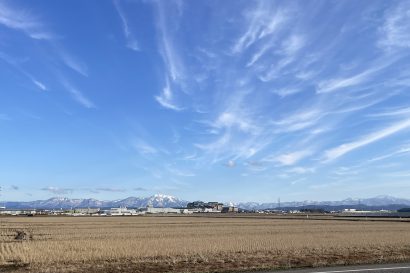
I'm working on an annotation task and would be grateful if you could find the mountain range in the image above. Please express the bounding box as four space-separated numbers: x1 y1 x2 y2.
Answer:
2 194 410 210
2 194 188 209
236 195 410 210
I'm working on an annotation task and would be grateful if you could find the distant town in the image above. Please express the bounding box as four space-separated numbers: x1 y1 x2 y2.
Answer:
0 200 237 216
1 198 410 218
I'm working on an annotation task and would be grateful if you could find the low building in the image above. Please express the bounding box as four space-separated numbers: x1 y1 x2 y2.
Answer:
108 207 139 216
74 208 100 215
187 201 224 212
187 201 205 209
144 205 181 214
222 206 238 213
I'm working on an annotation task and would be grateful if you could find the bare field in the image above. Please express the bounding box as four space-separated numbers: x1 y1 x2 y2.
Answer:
1 215 410 273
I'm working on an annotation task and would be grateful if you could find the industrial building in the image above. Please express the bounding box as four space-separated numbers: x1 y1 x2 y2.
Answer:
187 201 224 212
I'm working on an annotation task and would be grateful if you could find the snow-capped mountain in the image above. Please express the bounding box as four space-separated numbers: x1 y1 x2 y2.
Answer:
110 194 187 208
235 195 410 210
3 194 188 209
3 195 410 210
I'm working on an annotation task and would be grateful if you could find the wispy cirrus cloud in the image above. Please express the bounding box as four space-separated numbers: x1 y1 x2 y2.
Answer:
259 33 306 82
153 1 186 111
379 1 410 50
272 108 324 133
232 2 288 54
155 2 185 82
315 60 394 94
95 187 127 193
269 149 313 166
41 186 74 195
213 111 256 133
316 69 374 94
0 51 47 91
272 87 302 98
59 51 88 77
167 166 195 177
61 80 95 109
31 78 47 91
286 167 315 174
368 144 410 163
132 138 158 155
323 118 410 162
134 187 148 192
154 78 183 111
113 0 139 51
0 1 52 40
368 107 410 118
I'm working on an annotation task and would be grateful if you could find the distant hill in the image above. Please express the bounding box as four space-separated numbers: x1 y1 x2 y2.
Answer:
2 194 410 210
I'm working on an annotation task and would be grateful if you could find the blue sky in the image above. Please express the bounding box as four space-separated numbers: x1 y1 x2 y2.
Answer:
0 0 410 202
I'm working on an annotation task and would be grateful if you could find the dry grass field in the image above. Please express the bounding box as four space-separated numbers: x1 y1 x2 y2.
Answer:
1 215 410 273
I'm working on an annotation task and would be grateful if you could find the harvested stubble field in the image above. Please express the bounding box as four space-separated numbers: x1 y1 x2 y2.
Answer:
1 215 410 273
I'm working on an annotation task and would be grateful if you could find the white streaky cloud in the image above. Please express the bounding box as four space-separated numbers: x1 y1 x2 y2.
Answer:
195 132 231 159
272 87 302 97
61 80 95 109
290 178 306 185
209 89 261 134
155 2 185 82
379 1 410 50
60 51 88 77
232 2 287 54
316 69 374 94
194 130 268 164
281 34 305 55
330 94 395 116
0 52 48 91
67 87 95 109
132 139 157 155
113 0 139 51
160 34 183 82
154 78 183 111
332 166 361 176
214 112 254 132
368 145 410 162
41 186 73 195
95 187 127 193
273 108 324 133
31 79 47 91
244 161 267 172
295 70 317 80
324 118 410 162
258 34 305 82
126 40 139 51
246 42 273 67
259 53 295 82
167 166 195 177
287 167 315 174
316 56 398 94
181 152 197 160
0 1 52 40
272 150 313 166
368 107 410 118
